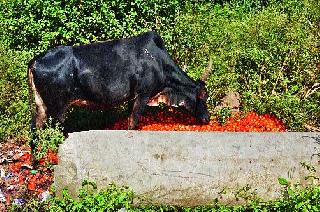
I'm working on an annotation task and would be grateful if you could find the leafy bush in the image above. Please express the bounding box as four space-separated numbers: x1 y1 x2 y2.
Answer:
0 0 187 53
49 182 134 211
0 45 32 141
215 107 233 124
173 0 320 130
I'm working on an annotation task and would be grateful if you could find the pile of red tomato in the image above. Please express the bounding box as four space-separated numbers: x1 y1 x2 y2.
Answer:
6 150 58 199
109 107 286 132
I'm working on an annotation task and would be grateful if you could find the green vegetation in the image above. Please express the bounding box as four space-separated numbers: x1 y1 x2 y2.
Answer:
214 107 233 124
174 0 320 130
11 179 320 211
31 119 64 159
0 46 31 140
0 0 185 52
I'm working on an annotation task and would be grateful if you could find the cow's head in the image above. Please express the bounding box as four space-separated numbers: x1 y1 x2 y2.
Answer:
147 59 212 124
194 79 209 124
147 85 209 124
193 58 213 124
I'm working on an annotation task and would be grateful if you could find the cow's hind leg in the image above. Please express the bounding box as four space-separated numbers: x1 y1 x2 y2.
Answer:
128 94 149 130
31 98 68 132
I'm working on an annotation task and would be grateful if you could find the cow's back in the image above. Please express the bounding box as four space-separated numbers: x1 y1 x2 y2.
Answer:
70 31 168 104
72 31 165 65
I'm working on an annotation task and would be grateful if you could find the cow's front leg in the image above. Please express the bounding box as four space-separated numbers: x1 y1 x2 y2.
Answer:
128 95 149 130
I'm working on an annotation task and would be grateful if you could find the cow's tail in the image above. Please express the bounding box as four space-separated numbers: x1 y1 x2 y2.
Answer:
27 59 47 131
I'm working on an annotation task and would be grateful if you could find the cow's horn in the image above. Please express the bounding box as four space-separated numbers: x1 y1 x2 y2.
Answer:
200 58 213 81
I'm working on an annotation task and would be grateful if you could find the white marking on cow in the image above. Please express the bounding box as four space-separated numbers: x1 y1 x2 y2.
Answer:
147 93 169 106
178 100 185 107
147 92 179 107
144 48 155 59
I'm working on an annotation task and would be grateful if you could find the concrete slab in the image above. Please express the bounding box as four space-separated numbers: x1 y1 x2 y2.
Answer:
54 131 320 206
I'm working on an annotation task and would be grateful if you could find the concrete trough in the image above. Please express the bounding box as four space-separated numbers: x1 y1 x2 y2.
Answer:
54 131 320 206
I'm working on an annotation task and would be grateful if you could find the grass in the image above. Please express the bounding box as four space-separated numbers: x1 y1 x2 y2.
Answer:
11 179 320 211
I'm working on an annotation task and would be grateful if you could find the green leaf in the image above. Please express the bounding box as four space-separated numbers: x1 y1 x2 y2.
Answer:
278 177 289 186
30 169 38 174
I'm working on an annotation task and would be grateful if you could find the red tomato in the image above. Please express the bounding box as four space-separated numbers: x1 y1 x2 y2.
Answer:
48 151 58 164
27 182 36 191
107 108 286 132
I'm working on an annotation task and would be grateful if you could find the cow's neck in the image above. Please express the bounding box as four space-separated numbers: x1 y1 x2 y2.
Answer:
166 70 198 100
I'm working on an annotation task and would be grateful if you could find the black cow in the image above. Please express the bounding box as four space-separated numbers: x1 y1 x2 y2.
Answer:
28 31 210 132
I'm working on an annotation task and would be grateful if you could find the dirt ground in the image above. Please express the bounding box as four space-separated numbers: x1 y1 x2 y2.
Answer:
0 139 57 211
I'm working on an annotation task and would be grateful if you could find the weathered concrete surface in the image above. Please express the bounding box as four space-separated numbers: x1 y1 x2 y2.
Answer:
54 131 320 206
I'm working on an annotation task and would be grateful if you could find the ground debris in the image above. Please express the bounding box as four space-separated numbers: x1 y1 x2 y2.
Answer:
0 139 57 210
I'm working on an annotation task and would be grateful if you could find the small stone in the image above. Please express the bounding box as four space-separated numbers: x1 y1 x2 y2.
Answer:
13 152 24 161
0 189 5 202
117 208 127 212
0 169 5 178
39 191 51 202
7 185 17 191
13 198 26 206
4 172 14 180
216 91 241 112
21 164 33 169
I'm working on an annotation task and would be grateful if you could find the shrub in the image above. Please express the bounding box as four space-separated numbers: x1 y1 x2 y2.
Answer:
173 0 320 130
11 183 135 212
0 0 187 53
0 44 32 141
